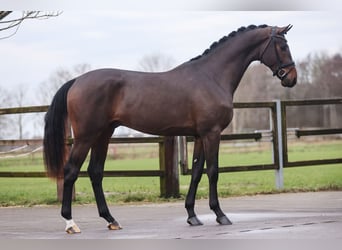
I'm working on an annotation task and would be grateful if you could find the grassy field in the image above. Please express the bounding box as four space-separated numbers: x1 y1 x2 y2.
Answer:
0 139 341 206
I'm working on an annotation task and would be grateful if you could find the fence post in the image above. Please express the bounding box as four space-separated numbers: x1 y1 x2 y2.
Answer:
159 136 180 198
275 100 284 189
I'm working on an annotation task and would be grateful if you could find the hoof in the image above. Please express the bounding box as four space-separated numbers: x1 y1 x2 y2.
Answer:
66 225 81 234
216 215 232 225
107 221 122 230
65 219 81 234
187 216 203 226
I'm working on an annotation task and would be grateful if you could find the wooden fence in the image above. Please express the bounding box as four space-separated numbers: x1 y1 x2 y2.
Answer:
0 98 341 198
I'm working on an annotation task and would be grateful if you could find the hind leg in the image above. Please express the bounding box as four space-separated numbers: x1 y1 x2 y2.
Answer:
87 126 122 230
61 140 92 234
185 137 205 226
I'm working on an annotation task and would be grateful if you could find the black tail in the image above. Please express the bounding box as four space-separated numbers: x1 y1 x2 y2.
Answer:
43 79 76 179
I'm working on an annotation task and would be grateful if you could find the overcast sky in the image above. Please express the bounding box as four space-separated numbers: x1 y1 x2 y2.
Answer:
1 10 342 106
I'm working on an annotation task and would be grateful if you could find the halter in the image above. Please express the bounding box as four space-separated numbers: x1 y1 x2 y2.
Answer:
260 27 295 80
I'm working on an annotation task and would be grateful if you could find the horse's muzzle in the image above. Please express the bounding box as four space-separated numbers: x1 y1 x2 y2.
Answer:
281 67 297 88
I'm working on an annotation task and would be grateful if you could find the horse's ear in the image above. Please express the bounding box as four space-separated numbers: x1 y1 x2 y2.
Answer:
278 24 293 35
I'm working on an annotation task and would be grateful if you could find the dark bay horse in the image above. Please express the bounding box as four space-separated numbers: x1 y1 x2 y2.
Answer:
43 24 297 233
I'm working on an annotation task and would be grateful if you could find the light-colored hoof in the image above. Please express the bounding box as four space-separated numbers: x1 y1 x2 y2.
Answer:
107 222 122 230
66 224 81 234
65 219 81 234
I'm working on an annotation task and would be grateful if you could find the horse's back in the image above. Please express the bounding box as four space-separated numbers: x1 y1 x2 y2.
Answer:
66 67 233 137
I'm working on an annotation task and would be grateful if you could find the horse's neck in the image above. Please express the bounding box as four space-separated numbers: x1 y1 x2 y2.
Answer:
197 29 269 96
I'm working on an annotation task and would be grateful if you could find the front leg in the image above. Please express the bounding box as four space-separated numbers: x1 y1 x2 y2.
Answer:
202 132 232 225
185 137 205 226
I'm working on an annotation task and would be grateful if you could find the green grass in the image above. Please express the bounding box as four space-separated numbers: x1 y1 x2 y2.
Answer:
0 140 341 206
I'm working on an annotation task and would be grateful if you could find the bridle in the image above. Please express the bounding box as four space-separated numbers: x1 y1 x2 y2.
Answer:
260 26 295 80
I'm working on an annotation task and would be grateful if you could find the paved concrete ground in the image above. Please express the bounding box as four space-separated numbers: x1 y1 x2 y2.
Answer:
0 191 341 239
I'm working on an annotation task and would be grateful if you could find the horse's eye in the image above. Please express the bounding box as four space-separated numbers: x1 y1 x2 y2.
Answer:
280 45 288 51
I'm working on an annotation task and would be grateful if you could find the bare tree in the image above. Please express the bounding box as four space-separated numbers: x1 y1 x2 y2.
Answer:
12 85 28 139
137 53 176 72
229 51 342 132
38 64 91 105
0 11 61 39
311 52 342 127
0 86 11 139
32 64 91 138
0 84 30 139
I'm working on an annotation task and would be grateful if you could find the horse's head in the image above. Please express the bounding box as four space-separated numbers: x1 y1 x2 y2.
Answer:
260 25 297 88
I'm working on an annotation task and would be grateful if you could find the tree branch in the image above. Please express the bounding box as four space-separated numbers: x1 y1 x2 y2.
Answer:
0 11 62 39
0 11 12 20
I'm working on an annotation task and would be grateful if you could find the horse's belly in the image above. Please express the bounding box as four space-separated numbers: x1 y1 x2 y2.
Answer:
120 115 197 136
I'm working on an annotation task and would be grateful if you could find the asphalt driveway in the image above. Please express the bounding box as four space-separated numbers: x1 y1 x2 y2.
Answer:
0 191 341 239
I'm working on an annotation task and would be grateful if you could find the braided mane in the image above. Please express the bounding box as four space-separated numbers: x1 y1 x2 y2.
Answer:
190 24 268 61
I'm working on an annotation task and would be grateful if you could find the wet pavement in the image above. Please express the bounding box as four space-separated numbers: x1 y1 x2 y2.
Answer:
0 191 341 239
